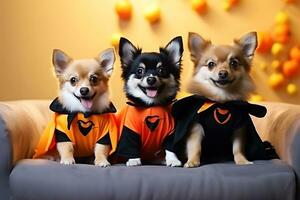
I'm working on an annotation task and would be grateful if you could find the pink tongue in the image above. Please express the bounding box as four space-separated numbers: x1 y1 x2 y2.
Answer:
81 99 93 110
146 89 158 98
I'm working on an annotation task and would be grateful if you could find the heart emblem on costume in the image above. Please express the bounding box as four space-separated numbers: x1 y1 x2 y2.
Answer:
213 108 232 125
145 115 160 132
77 120 94 136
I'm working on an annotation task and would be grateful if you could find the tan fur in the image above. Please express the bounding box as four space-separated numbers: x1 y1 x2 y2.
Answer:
187 32 257 102
94 143 111 167
233 127 253 165
185 32 258 166
57 142 75 164
184 123 204 168
52 48 115 166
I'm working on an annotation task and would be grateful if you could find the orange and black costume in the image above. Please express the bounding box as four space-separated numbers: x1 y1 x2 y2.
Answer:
116 102 175 162
172 95 278 163
33 98 118 159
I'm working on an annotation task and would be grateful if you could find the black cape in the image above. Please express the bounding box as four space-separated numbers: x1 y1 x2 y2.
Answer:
172 95 278 163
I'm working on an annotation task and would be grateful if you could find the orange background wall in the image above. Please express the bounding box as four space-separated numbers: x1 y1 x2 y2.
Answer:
1 0 300 108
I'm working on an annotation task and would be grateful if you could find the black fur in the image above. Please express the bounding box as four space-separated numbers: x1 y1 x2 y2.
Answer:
118 37 184 107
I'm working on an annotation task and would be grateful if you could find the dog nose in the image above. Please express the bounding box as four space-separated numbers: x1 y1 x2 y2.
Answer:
147 77 157 85
218 70 228 79
80 87 89 96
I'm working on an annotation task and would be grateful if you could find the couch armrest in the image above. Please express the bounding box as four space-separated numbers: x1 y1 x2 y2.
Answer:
252 101 300 198
0 100 52 166
0 116 11 199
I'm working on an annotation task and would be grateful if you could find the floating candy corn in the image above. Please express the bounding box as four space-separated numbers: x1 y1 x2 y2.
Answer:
290 46 300 63
257 32 273 54
275 11 289 25
191 0 208 14
222 0 239 11
282 60 300 78
259 62 267 71
144 3 161 23
269 73 285 89
115 0 132 20
286 83 297 95
272 23 291 44
111 32 122 47
271 60 282 70
271 43 284 56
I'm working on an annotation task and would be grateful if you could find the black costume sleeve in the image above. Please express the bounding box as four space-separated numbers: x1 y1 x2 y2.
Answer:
55 129 71 142
163 134 175 152
97 132 111 145
172 95 205 145
117 126 141 159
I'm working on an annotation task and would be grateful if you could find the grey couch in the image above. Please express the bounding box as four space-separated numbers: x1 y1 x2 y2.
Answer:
1 100 300 200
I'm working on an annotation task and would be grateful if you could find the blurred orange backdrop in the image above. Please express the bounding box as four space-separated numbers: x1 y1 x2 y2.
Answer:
0 0 300 108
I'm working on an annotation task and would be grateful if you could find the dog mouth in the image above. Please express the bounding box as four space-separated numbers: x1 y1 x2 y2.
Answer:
210 78 235 87
138 85 164 98
73 92 96 110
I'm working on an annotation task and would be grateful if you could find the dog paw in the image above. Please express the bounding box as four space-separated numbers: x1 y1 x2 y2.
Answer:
166 158 182 167
235 159 253 165
184 160 200 168
60 158 75 165
95 159 111 167
234 155 253 165
126 158 142 167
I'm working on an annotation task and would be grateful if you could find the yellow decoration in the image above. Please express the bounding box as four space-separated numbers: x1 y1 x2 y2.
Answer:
286 83 297 95
269 73 285 89
191 0 208 14
275 11 289 24
271 60 281 70
143 3 161 23
115 0 132 20
249 94 264 102
271 43 284 56
222 1 231 11
259 62 267 71
111 32 122 47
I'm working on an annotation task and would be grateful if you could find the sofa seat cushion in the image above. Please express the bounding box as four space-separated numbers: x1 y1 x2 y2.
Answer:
10 159 295 200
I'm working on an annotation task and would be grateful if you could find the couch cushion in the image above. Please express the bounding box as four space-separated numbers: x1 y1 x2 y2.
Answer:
10 159 295 200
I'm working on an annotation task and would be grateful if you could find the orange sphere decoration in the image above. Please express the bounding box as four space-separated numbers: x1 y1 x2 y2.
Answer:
290 46 300 63
144 4 161 23
257 32 273 54
228 0 239 6
282 60 300 78
191 0 208 14
269 73 285 89
272 23 291 44
115 0 132 20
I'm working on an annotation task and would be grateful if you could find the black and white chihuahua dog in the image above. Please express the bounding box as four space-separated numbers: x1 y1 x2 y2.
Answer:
117 36 184 167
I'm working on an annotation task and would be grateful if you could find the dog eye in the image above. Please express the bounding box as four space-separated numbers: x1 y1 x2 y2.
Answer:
157 67 168 77
136 68 145 77
89 76 99 84
230 59 239 69
70 77 78 86
207 61 216 69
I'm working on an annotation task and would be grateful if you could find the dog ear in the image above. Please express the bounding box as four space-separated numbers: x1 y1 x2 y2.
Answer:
52 49 72 76
97 48 115 77
162 36 184 68
188 32 210 65
235 32 258 61
118 37 140 68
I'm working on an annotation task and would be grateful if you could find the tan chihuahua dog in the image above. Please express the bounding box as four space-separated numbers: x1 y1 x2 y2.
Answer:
34 48 118 167
184 32 257 167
